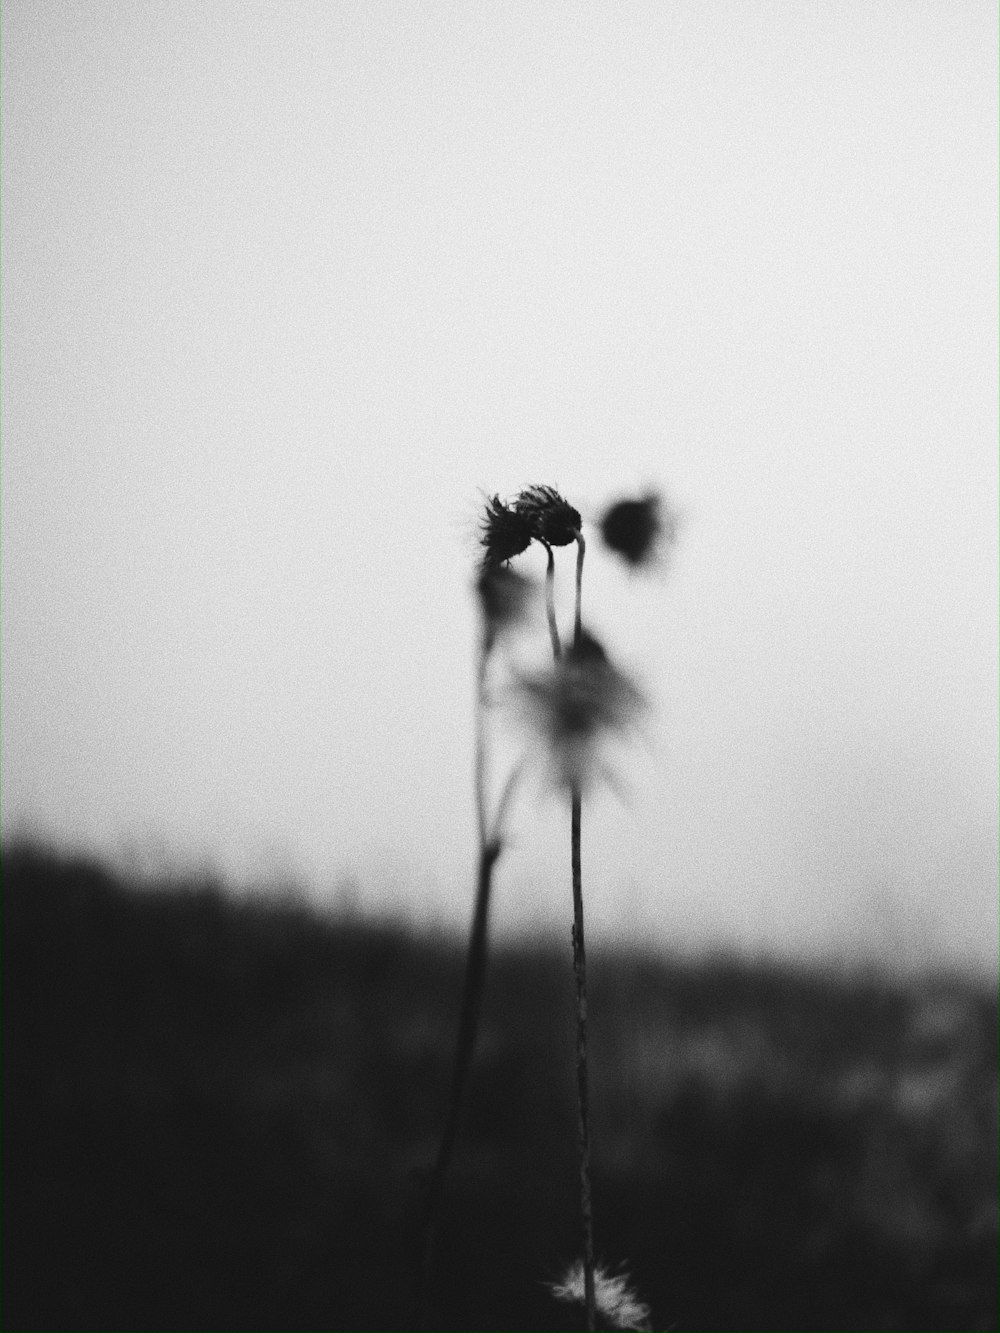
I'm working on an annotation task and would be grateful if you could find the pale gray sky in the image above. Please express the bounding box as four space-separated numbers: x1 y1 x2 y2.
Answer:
3 1 997 971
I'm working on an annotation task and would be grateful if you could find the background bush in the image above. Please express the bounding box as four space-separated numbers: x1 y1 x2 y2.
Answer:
4 844 996 1331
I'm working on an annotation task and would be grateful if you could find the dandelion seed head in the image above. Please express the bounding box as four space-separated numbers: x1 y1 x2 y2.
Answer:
599 490 677 569
549 1260 652 1331
479 493 534 568
514 484 582 547
514 628 646 791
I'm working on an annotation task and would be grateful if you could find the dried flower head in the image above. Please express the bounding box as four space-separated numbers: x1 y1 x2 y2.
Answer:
479 493 534 568
475 565 536 650
599 490 676 568
514 484 582 547
514 628 645 791
549 1260 652 1331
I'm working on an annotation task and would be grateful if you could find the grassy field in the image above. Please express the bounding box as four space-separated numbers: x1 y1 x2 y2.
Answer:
4 843 996 1331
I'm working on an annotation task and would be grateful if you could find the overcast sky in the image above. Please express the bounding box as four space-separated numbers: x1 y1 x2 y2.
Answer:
3 1 997 972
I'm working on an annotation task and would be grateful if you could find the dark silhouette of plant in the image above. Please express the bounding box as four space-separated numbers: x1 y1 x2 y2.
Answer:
421 485 663 1331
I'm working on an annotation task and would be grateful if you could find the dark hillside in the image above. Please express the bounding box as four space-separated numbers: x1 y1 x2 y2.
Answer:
3 843 996 1331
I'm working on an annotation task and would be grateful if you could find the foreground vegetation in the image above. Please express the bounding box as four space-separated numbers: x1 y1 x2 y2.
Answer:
4 843 996 1331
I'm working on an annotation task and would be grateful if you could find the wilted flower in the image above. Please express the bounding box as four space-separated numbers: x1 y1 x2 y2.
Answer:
549 1260 652 1331
475 565 537 650
514 629 645 791
514 484 582 547
599 490 676 568
479 493 534 568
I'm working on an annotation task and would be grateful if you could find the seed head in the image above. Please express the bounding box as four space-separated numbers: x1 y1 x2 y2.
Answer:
549 1260 652 1331
513 484 582 547
479 493 534 568
599 490 676 568
514 628 645 791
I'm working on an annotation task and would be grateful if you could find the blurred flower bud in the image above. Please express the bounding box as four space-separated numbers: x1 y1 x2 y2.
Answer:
599 490 676 568
475 566 537 651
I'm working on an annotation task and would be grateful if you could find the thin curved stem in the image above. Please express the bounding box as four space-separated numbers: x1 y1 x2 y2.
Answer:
543 541 561 659
473 640 489 848
417 632 525 1326
416 838 500 1326
489 756 525 846
573 529 586 645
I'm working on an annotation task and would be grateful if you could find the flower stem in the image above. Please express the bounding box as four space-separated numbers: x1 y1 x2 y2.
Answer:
571 786 596 1331
570 528 596 1332
574 529 586 643
474 640 489 848
417 836 500 1327
490 757 524 843
417 636 507 1326
543 542 562 659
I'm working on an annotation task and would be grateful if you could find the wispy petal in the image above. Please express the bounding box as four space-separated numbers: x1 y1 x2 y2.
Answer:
549 1260 652 1331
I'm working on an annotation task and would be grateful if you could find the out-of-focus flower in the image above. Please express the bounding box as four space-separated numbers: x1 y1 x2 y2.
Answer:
475 566 537 651
549 1260 652 1331
514 629 645 791
514 484 582 547
479 494 534 568
599 490 676 568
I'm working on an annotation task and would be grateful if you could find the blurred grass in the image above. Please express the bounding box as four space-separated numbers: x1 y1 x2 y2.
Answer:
3 842 996 1331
